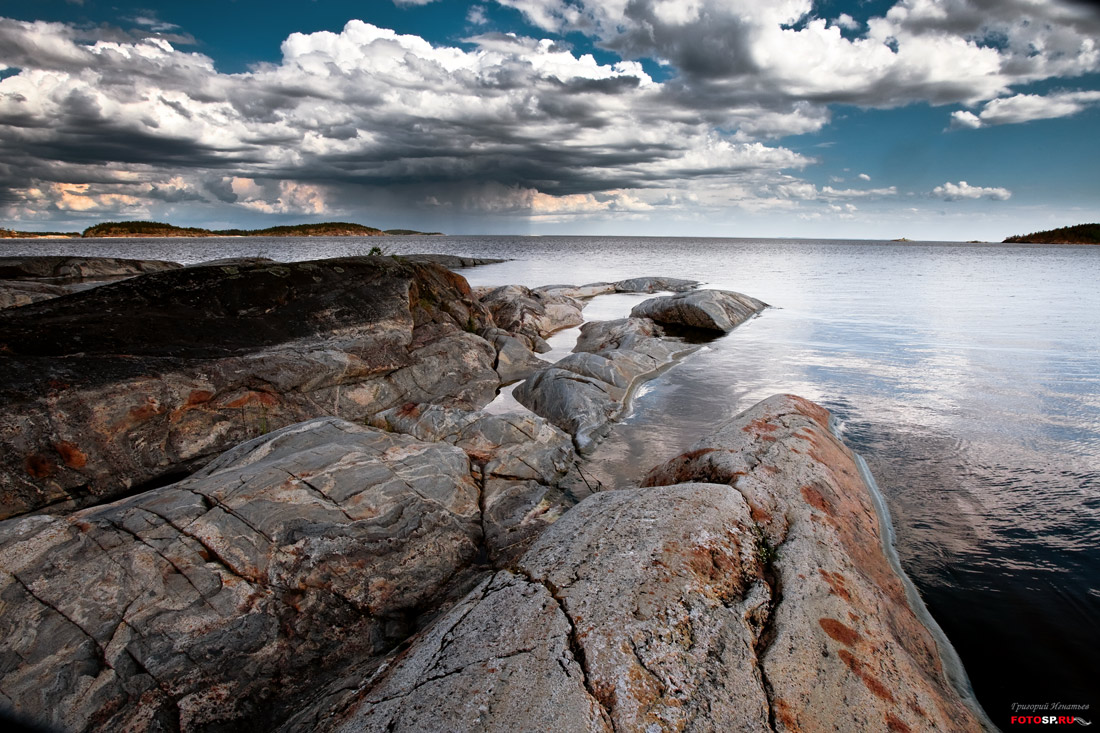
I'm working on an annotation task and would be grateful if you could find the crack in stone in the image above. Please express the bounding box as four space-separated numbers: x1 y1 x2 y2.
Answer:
282 468 356 523
103 516 221 615
187 488 277 546
749 513 788 733
513 567 618 733
4 568 110 671
424 579 495 679
138 504 259 587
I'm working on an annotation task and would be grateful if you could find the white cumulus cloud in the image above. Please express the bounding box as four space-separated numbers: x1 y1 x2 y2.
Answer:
952 90 1100 128
932 181 1012 201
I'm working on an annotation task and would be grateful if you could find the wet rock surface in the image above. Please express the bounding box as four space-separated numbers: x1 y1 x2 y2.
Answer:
0 418 485 733
0 256 182 309
513 316 699 454
0 256 499 520
316 395 985 733
631 288 767 332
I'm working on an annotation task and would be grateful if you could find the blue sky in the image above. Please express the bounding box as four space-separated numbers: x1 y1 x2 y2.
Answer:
1 0 1098 239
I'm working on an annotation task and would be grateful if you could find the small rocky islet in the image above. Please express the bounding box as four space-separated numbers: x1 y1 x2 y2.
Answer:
0 254 988 731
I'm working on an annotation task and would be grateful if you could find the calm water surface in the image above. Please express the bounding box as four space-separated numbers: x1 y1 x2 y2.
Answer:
6 235 1099 726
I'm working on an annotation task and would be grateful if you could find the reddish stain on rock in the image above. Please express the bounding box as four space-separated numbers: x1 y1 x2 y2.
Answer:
679 447 719 461
801 484 835 517
396 402 421 418
819 617 862 646
225 391 278 409
742 417 779 433
53 441 87 469
818 569 853 601
773 698 801 731
838 649 895 702
129 400 164 421
750 505 772 523
886 713 912 732
24 454 56 478
186 390 215 406
788 394 832 425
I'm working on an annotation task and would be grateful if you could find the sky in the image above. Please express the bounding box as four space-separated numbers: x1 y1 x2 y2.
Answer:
0 0 1098 240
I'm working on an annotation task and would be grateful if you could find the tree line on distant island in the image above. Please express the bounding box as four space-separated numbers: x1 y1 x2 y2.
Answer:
2 220 1098 243
0 221 443 238
1001 223 1100 245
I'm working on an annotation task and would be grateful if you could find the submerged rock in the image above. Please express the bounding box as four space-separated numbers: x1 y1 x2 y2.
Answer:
0 256 182 309
0 418 486 732
0 257 499 520
630 288 767 332
317 395 986 733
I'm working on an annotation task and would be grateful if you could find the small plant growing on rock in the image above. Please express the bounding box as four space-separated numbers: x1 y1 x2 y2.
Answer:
753 524 778 566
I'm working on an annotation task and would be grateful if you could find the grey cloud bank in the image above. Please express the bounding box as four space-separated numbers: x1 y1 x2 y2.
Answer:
0 0 1097 234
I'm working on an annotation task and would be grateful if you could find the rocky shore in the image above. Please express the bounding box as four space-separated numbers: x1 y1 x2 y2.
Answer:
0 255 989 731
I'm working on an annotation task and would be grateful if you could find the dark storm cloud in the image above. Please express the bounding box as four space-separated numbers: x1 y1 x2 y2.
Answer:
2 3 1096 221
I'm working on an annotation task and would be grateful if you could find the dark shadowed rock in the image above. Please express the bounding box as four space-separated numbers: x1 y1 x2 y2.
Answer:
513 317 698 454
630 288 767 332
0 418 485 732
0 256 182 283
0 257 499 520
0 256 182 309
400 254 506 268
317 395 986 733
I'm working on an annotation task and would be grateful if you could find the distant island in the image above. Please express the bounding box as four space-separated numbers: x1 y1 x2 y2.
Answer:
0 221 443 239
1003 223 1100 244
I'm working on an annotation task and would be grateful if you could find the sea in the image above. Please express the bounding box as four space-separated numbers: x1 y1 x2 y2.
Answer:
4 234 1098 727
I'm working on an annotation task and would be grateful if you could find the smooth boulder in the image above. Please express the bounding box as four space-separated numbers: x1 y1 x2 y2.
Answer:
479 326 547 384
630 288 767 332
